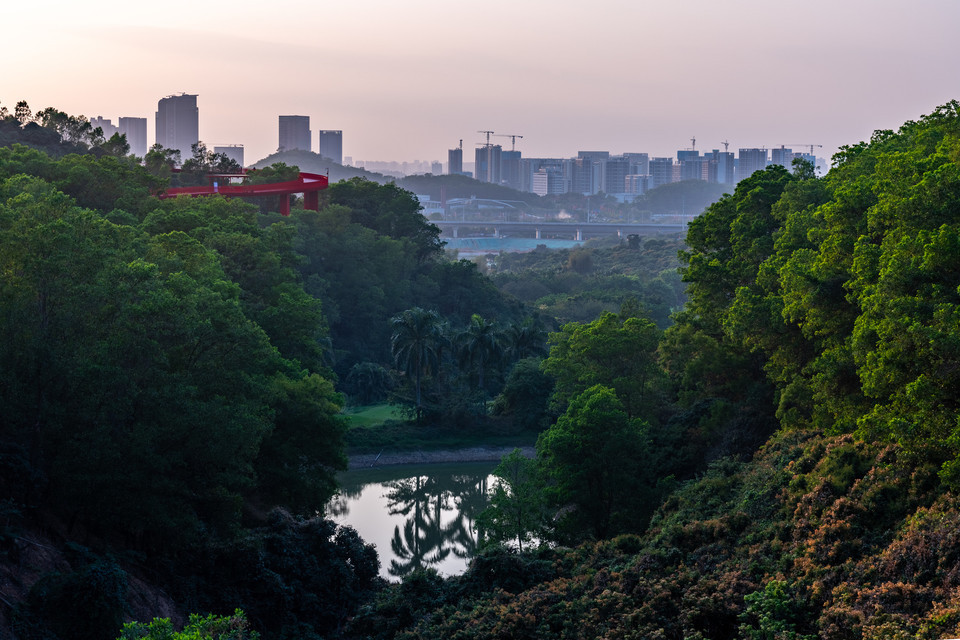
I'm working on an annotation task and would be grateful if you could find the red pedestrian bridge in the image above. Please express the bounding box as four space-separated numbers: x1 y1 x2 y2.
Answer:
158 172 329 215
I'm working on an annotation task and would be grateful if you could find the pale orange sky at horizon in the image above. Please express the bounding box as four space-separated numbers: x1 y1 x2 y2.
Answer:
4 0 958 166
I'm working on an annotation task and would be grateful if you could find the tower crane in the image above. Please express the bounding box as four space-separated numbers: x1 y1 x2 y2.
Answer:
477 130 494 147
721 140 730 152
788 144 823 154
495 133 524 151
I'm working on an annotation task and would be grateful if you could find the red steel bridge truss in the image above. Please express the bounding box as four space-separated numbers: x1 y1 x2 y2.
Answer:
158 171 329 215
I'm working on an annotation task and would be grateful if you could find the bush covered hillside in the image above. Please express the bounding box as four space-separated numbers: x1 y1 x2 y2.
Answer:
347 102 960 639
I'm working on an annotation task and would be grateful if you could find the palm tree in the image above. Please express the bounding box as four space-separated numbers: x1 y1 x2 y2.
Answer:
503 318 548 363
390 307 442 420
456 314 501 400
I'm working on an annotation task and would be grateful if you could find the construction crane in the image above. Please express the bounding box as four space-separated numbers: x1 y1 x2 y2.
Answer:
477 130 494 147
690 136 696 151
721 140 730 152
788 144 823 154
495 133 524 151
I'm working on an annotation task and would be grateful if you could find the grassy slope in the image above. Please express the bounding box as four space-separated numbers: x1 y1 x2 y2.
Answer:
342 404 537 455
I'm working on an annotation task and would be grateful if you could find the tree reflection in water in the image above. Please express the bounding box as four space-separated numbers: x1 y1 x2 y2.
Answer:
331 462 496 579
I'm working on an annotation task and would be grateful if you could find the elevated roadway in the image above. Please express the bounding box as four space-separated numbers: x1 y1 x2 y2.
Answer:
435 220 686 241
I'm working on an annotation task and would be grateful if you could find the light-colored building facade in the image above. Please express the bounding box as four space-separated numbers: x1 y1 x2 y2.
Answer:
278 115 311 152
118 117 147 157
156 93 199 163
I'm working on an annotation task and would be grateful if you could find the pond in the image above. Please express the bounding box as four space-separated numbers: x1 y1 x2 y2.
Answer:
327 461 497 581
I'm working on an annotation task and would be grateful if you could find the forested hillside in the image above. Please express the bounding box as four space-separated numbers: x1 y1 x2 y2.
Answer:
4 99 960 640
347 102 960 640
0 103 538 639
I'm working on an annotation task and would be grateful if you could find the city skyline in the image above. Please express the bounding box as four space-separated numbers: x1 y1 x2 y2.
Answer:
4 0 959 165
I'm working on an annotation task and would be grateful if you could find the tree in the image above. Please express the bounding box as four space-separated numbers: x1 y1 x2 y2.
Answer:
502 317 548 362
326 177 444 262
491 357 555 431
14 100 32 125
455 314 501 400
144 143 180 179
391 307 443 420
180 141 243 186
536 385 650 540
542 311 664 422
477 448 548 552
119 610 259 640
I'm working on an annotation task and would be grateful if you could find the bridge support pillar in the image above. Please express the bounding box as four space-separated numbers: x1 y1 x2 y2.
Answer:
304 190 319 211
279 194 291 216
453 227 458 238
576 228 582 242
535 227 541 240
495 226 501 238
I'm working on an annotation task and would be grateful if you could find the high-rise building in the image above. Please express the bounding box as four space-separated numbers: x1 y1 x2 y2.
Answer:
705 150 735 184
214 145 244 167
649 157 676 189
318 129 342 164
796 152 817 171
770 146 794 168
522 158 568 195
475 144 502 184
737 148 768 181
278 115 311 152
572 152 609 195
605 157 632 194
622 152 650 176
501 150 522 190
156 93 199 163
90 116 118 139
625 174 649 196
448 145 463 175
118 117 147 157
677 150 705 181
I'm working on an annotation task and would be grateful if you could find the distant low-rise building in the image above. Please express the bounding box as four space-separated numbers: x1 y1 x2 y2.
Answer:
214 144 244 167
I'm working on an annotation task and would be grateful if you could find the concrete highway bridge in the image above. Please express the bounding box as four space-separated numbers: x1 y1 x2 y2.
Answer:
435 220 687 241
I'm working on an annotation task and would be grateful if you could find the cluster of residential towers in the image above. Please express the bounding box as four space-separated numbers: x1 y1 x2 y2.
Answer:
450 139 823 199
89 93 343 169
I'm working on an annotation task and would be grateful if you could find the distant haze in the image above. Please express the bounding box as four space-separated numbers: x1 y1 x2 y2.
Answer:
4 0 958 165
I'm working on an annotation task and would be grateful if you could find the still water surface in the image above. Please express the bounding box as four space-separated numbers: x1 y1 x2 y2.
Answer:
327 461 496 581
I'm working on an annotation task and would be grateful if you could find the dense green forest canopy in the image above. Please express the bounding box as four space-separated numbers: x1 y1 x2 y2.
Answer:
6 98 960 640
488 235 687 327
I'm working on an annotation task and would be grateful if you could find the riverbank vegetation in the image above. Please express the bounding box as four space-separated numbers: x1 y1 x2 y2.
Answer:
4 99 960 639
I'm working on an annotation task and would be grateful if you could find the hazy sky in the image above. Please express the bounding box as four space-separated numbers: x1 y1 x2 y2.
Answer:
4 0 959 166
